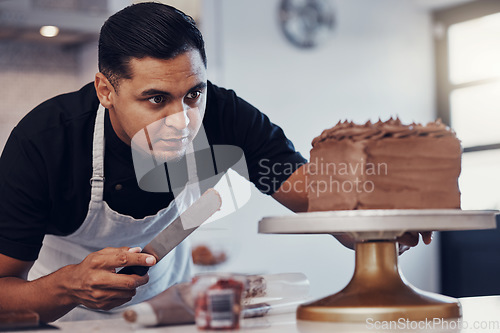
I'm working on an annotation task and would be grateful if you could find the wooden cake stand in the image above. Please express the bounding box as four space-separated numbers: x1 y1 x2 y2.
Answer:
258 209 498 323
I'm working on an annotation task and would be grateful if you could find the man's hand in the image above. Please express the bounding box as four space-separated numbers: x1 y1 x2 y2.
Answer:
334 232 433 255
63 247 156 311
397 231 433 255
0 247 157 322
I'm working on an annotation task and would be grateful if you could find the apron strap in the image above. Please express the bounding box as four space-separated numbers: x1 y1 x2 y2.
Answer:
90 104 106 202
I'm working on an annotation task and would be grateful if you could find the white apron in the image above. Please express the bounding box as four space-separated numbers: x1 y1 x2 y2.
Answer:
29 105 202 321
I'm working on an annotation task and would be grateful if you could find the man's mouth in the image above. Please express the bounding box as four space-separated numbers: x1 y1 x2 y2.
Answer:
157 137 189 149
167 137 188 141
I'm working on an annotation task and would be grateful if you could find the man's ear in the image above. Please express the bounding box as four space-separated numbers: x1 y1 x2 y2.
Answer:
94 73 115 110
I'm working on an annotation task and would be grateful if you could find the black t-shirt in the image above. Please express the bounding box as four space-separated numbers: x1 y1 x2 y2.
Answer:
0 81 306 261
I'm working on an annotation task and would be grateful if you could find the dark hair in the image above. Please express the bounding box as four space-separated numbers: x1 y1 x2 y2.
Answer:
98 2 206 89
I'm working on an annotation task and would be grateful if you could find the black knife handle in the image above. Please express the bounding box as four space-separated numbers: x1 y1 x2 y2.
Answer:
118 265 150 276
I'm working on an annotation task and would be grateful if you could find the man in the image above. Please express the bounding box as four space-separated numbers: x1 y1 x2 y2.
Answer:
0 3 310 322
0 3 427 322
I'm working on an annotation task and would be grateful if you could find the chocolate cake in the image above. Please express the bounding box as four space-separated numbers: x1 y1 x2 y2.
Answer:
307 118 461 211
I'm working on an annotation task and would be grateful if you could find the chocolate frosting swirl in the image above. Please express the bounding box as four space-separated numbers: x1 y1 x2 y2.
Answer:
312 118 457 146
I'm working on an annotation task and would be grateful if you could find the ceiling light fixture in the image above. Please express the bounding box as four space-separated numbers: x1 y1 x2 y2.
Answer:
40 25 60 38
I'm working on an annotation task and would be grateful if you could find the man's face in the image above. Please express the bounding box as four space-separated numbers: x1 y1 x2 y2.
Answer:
108 50 207 162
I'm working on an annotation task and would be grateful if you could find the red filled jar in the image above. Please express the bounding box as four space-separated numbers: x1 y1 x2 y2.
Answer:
192 274 246 330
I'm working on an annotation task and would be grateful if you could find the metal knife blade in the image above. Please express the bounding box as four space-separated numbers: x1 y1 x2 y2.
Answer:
119 188 222 276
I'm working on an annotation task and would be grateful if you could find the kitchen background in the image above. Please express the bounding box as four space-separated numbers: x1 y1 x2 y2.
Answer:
1 0 499 300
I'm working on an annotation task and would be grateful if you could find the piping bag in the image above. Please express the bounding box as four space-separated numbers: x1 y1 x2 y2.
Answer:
122 273 310 327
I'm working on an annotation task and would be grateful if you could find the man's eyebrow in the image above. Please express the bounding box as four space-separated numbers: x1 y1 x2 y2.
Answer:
189 82 207 91
139 89 171 97
139 82 207 97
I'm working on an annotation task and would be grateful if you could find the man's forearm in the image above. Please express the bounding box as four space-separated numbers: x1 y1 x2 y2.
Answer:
0 247 154 322
272 164 309 212
0 266 77 322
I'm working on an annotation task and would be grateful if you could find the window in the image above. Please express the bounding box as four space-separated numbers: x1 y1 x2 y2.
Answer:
434 0 500 210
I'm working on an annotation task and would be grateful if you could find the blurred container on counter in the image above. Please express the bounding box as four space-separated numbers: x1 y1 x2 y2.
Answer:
192 273 247 330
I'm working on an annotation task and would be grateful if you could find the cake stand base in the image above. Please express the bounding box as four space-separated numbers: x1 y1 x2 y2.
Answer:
297 241 461 322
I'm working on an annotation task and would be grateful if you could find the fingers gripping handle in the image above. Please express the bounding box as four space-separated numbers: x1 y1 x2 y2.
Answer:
118 265 150 276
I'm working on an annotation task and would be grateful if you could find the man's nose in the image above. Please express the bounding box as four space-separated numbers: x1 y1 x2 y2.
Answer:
164 109 190 130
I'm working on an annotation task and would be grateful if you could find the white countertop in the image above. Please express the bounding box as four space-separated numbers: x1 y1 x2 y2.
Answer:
6 295 500 333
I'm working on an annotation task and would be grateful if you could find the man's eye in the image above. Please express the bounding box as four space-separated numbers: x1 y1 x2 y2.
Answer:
186 91 201 100
148 96 165 104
